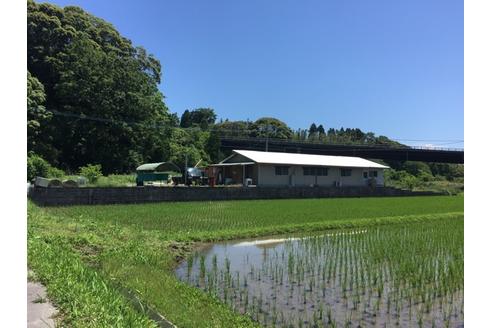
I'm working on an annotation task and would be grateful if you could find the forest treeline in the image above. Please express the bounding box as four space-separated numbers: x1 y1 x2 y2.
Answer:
27 0 463 188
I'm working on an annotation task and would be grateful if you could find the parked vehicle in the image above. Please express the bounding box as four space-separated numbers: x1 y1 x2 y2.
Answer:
186 167 209 186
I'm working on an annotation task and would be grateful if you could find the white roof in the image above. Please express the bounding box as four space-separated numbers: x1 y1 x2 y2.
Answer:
223 150 389 169
210 162 255 167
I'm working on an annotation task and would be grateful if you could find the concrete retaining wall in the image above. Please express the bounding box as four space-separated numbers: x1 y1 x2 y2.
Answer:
28 186 442 206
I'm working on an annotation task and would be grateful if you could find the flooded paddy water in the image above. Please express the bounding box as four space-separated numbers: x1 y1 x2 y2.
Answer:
176 221 464 327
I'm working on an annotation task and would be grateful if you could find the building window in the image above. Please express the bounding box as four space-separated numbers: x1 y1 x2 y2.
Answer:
275 166 289 175
302 167 328 176
341 169 352 177
369 170 378 178
363 171 368 178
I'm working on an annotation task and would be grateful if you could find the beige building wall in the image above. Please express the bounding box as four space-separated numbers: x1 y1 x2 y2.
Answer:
257 164 384 187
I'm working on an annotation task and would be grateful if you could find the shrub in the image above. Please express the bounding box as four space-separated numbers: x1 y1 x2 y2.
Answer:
401 174 419 189
27 153 51 181
433 175 447 181
453 177 464 184
79 164 103 184
27 153 66 181
47 166 65 179
401 161 432 176
418 171 435 182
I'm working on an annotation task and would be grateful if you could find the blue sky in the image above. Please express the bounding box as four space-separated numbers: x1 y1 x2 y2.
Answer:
43 0 463 148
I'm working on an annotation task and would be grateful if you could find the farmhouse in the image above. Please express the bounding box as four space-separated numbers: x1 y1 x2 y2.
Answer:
211 150 389 187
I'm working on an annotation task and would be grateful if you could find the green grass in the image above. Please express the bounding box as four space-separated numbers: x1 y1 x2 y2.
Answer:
28 225 158 327
28 195 463 327
385 174 464 195
413 180 464 195
64 174 137 187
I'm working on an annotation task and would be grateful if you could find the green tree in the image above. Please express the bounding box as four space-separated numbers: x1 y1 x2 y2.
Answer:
27 1 172 173
181 108 217 130
167 129 210 169
308 123 317 138
180 110 192 128
214 120 252 138
250 117 293 139
428 163 464 180
205 128 222 163
27 71 52 155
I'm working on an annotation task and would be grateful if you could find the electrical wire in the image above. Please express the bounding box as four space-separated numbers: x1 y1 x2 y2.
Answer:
47 109 464 150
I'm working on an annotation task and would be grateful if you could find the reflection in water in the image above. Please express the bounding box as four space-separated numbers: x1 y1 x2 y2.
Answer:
175 226 463 327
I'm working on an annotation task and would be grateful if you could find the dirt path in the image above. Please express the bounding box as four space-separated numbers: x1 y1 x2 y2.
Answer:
27 278 58 328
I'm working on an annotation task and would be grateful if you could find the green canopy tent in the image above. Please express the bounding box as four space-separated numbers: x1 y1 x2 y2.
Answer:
135 162 182 186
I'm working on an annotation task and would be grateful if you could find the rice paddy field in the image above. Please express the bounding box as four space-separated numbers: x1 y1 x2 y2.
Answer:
27 195 464 327
178 220 463 327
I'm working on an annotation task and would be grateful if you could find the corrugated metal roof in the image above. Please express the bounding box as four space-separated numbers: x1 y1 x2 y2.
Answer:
223 150 389 169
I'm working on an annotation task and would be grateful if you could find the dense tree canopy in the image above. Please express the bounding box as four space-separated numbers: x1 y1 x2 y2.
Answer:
213 120 252 138
180 108 217 130
167 129 211 169
27 71 51 154
28 0 171 173
250 117 293 139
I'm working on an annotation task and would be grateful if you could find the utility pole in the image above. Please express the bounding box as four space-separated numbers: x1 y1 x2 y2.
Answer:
264 124 275 152
266 130 269 152
184 153 188 186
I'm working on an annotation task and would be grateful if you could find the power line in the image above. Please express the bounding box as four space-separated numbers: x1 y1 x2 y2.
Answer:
48 109 464 146
50 110 169 129
419 141 464 146
391 138 464 142
220 137 463 151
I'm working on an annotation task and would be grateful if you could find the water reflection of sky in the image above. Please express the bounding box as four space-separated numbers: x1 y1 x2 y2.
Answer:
176 239 292 278
176 230 367 278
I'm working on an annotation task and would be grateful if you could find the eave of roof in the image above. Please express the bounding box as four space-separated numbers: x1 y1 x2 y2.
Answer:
210 162 256 166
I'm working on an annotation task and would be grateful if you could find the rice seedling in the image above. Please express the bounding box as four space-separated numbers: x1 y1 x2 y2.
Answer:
45 196 463 241
177 218 463 327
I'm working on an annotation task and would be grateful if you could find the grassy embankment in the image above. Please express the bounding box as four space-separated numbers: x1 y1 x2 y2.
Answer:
28 196 464 327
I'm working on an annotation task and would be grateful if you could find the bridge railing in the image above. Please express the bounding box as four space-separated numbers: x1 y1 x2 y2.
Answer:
219 136 464 152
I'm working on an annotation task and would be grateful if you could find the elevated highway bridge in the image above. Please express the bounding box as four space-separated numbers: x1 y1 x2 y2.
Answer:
219 137 464 164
